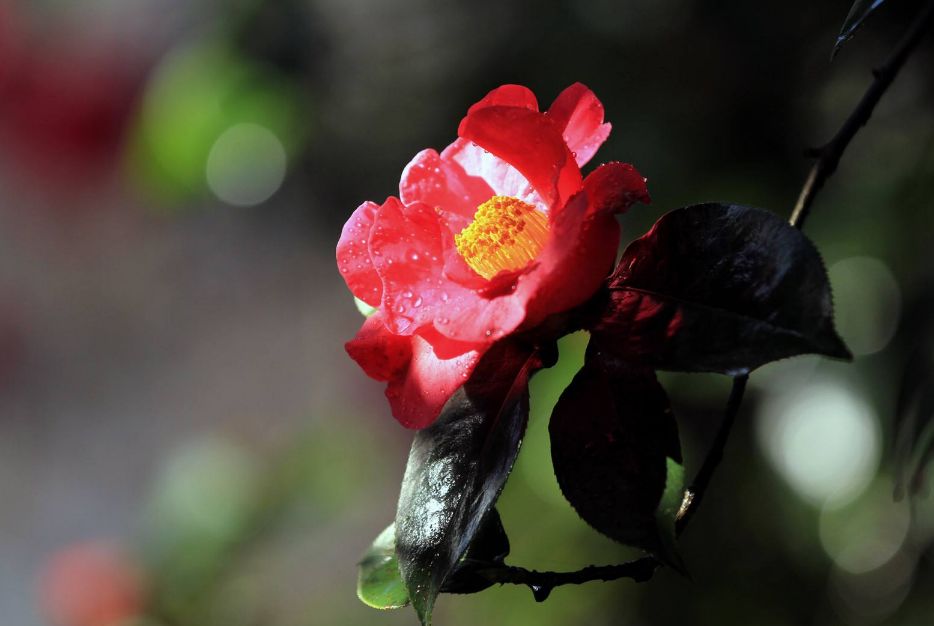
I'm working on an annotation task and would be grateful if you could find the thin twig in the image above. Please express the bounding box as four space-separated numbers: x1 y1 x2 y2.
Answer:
475 557 660 602
790 0 934 229
675 374 749 534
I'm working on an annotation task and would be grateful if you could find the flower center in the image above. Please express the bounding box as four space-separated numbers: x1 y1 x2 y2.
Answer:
454 196 550 280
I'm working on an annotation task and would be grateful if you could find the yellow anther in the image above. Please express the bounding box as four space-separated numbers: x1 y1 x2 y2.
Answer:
454 196 549 280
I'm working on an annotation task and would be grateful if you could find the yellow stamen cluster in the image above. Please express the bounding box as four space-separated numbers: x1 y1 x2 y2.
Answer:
454 196 549 280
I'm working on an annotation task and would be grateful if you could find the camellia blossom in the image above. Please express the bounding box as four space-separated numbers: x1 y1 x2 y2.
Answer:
337 83 650 428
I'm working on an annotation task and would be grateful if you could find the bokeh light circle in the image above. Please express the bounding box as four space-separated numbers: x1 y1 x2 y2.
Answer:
756 379 880 508
828 256 901 356
206 123 287 207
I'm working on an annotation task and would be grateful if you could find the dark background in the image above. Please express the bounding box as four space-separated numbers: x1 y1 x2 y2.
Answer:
1 0 933 624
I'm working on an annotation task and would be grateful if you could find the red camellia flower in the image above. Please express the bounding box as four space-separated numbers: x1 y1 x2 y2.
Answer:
337 83 650 428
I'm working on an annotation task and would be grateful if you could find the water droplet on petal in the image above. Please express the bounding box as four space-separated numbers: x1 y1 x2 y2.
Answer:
413 296 423 307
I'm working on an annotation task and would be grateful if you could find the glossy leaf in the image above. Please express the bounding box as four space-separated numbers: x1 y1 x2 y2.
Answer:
549 341 682 561
395 341 540 625
834 0 887 58
357 524 409 610
595 203 850 374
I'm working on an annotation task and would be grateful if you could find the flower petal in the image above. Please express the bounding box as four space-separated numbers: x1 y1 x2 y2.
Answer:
345 312 412 382
336 200 381 306
441 138 542 207
346 313 484 429
518 192 619 326
458 106 582 208
369 198 447 335
519 165 648 324
399 148 494 219
583 161 651 215
467 84 539 114
367 197 528 344
547 83 612 167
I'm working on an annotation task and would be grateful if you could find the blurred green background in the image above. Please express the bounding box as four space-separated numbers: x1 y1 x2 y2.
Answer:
1 0 933 624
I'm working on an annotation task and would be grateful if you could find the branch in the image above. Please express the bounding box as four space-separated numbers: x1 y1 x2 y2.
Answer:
790 0 934 230
675 374 748 534
474 557 659 602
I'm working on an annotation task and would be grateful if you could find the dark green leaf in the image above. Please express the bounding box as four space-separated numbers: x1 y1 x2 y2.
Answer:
357 524 409 610
596 203 850 374
395 342 540 625
549 341 682 561
834 0 888 58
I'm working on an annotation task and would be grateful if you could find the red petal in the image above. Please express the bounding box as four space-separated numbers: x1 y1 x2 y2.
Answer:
522 163 651 322
518 192 620 326
346 313 484 429
458 106 582 208
345 313 411 381
367 198 528 344
399 148 494 219
467 84 539 114
583 162 651 215
336 200 381 306
368 198 446 335
441 138 542 208
547 83 611 167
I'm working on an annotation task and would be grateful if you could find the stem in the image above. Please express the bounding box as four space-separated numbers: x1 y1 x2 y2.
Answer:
475 557 660 602
790 0 934 230
675 374 748 534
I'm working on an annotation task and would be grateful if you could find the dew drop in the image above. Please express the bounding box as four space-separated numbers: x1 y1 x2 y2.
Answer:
396 304 406 314
440 292 449 302
413 296 423 307
409 251 421 262
437 318 449 325
403 290 413 299
485 329 493 337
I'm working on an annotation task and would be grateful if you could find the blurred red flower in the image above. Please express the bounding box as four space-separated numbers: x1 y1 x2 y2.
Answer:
0 8 144 195
39 541 145 626
337 83 649 428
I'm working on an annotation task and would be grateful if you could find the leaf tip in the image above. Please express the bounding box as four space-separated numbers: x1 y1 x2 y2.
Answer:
823 331 854 362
